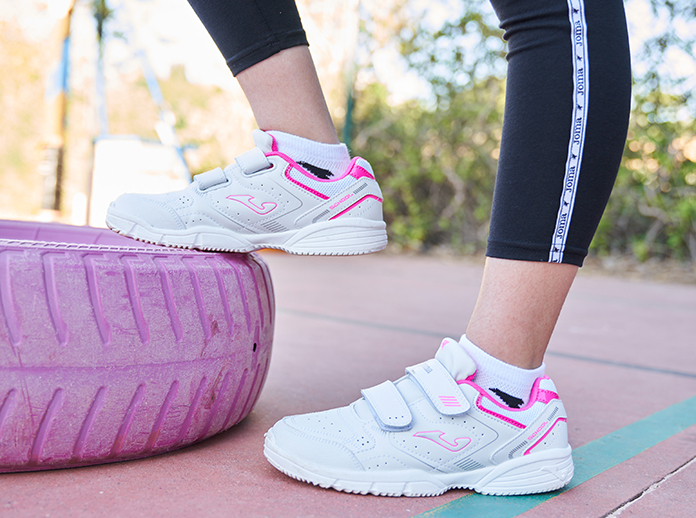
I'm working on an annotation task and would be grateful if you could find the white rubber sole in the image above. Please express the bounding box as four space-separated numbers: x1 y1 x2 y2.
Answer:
105 209 388 256
264 429 574 497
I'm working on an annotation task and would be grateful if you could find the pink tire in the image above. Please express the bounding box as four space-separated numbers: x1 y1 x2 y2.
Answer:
0 220 274 472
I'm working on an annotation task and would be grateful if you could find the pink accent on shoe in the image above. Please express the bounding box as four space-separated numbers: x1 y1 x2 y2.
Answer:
329 195 383 220
269 150 336 182
532 388 559 405
226 194 278 215
474 394 525 429
413 430 471 452
457 376 558 412
527 376 559 405
329 193 354 210
268 152 369 183
439 395 462 408
440 338 457 349
524 417 567 455
270 134 279 153
527 421 549 443
283 165 330 200
349 162 376 180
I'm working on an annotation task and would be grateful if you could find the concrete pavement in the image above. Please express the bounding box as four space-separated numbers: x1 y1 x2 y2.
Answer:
3 251 696 517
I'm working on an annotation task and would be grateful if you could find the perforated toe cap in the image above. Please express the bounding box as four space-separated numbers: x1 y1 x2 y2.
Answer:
109 193 186 231
270 412 364 471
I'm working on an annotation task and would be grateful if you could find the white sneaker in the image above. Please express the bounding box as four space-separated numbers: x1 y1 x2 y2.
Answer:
264 338 573 497
105 130 387 255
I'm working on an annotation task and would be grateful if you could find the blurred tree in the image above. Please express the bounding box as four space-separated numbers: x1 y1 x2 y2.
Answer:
350 0 696 263
595 90 696 262
352 0 505 252
93 0 113 136
594 0 696 262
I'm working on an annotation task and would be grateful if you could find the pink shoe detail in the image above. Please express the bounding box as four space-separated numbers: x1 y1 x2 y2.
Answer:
329 193 355 210
440 337 458 349
524 417 567 455
348 161 376 181
457 376 558 412
474 394 525 429
439 395 463 408
268 150 337 182
527 376 559 405
413 430 472 452
226 194 278 215
329 195 383 220
269 152 373 184
283 165 330 200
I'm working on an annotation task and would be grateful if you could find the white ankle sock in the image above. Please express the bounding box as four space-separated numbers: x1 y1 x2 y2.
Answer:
267 130 351 179
459 335 544 408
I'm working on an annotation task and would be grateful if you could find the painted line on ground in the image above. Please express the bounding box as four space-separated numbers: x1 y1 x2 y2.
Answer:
277 307 446 338
278 308 696 379
544 350 696 379
416 394 696 518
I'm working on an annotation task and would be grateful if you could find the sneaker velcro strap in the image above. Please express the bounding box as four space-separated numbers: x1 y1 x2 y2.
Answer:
361 381 413 432
236 147 271 174
406 359 471 416
195 167 228 190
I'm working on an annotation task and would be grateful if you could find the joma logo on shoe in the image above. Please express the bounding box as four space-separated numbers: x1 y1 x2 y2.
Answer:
227 194 278 215
413 430 472 452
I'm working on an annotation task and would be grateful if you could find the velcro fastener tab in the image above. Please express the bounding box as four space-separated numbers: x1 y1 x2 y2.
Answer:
361 381 412 432
406 359 471 416
194 167 227 190
236 147 271 174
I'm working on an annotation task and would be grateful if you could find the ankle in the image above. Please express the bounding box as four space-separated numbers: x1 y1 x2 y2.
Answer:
459 335 544 408
267 130 351 179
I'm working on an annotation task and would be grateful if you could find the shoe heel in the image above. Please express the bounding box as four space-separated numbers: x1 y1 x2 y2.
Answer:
284 220 388 255
473 446 574 496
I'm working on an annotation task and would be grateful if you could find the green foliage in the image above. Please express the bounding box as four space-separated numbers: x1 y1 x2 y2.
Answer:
592 91 696 261
351 0 696 262
400 2 505 101
351 1 505 252
571 0 696 263
353 80 503 252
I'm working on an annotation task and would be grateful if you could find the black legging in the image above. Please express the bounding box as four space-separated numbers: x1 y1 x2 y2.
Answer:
186 0 308 76
187 0 631 266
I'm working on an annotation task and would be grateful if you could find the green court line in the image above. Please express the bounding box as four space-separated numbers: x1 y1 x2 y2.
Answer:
417 394 696 518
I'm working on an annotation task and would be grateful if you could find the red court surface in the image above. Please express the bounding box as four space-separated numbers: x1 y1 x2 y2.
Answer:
2 251 696 517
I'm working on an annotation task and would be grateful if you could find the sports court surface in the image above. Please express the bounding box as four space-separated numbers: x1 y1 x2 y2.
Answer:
3 251 696 517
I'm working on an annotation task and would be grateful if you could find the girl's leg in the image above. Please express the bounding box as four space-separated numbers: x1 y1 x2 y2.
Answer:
466 258 578 369
236 47 339 144
464 0 632 389
262 0 632 497
187 0 338 143
107 0 387 255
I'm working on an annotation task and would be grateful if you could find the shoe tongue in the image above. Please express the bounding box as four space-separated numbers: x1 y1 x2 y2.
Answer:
434 338 477 381
252 129 275 153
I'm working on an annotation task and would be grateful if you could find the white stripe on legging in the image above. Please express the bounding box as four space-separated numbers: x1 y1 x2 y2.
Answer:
549 0 590 263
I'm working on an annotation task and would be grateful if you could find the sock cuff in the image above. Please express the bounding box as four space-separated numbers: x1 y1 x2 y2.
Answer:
267 130 351 175
459 335 545 377
459 335 545 405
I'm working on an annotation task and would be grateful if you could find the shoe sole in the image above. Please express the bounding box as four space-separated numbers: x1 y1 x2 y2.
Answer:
264 429 574 497
105 209 388 256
